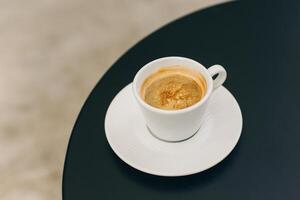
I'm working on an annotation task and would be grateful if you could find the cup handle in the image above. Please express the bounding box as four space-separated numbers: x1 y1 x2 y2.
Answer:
208 64 227 90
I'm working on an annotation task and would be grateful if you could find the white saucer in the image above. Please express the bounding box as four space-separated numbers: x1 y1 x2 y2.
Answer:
105 83 242 176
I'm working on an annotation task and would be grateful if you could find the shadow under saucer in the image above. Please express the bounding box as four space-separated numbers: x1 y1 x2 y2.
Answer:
109 141 241 193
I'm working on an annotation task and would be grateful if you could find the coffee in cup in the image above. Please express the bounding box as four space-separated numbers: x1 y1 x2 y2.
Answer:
140 66 207 110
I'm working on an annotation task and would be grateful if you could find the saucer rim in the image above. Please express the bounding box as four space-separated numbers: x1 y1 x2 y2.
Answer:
105 83 243 177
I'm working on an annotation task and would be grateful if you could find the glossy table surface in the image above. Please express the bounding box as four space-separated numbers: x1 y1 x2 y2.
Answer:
63 1 300 199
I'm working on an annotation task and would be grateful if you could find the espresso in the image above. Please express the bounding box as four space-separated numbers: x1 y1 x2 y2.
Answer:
141 66 207 110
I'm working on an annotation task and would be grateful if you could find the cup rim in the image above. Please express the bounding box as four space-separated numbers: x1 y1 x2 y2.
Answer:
132 56 213 115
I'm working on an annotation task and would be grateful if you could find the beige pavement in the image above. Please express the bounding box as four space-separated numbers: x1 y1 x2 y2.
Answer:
0 0 228 199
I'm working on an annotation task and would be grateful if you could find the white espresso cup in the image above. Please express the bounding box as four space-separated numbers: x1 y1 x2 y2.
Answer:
132 56 227 142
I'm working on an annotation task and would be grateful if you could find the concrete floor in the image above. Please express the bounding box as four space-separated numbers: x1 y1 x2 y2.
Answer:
0 0 228 199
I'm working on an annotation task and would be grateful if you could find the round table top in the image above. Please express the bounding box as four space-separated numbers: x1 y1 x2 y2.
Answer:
63 1 300 199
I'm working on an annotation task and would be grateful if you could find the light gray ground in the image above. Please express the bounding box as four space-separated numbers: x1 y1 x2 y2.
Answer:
0 0 227 199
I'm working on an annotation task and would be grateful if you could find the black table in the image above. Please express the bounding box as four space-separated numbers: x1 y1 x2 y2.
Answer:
63 1 300 199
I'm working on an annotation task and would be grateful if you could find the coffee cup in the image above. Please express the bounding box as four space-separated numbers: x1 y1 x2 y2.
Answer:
132 56 227 142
